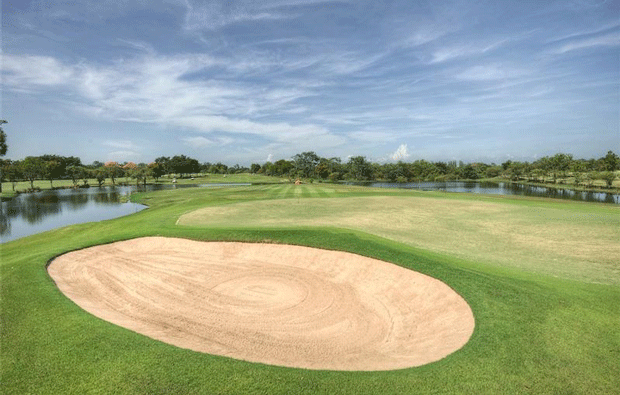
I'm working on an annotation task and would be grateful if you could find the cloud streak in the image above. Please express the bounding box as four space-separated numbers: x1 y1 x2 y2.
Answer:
2 52 343 149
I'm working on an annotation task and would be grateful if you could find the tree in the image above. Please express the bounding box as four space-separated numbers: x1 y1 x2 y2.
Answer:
549 153 573 183
42 160 63 188
94 167 107 187
260 161 274 176
105 162 124 185
21 156 44 189
485 165 502 178
5 160 21 191
273 159 293 177
601 151 619 171
148 162 165 182
130 165 151 186
66 165 86 186
315 158 333 179
0 120 7 156
0 120 7 193
169 155 200 178
347 156 372 180
250 163 261 174
292 152 320 179
583 172 594 188
460 164 480 180
0 159 10 190
600 171 617 188
154 156 171 175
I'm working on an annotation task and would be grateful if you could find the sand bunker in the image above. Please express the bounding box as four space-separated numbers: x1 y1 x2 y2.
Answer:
48 237 474 371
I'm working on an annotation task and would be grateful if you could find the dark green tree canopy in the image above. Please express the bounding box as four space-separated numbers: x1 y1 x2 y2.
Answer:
0 120 8 157
292 151 320 178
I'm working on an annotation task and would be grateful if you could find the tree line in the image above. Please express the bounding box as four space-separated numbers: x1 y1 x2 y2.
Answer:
1 150 619 193
257 151 619 188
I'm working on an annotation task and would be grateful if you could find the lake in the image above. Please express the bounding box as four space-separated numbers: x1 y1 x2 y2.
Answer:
1 181 617 243
345 181 620 204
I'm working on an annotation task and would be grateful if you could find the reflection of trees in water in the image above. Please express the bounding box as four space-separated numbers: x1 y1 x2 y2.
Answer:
2 189 127 230
2 194 65 230
363 181 619 204
92 191 121 205
65 191 89 210
0 204 10 235
21 194 64 224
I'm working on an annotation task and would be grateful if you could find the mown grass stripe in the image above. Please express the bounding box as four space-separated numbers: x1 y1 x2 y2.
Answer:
264 184 286 199
314 185 333 198
275 184 294 199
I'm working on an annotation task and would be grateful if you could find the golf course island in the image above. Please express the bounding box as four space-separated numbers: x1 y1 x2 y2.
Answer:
48 237 475 371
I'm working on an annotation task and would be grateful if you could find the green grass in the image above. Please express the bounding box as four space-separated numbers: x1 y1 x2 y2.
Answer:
179 191 620 285
2 184 619 394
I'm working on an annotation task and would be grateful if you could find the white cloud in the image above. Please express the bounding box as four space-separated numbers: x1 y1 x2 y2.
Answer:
2 53 344 148
182 136 236 148
554 32 620 54
103 140 138 150
456 64 529 81
266 153 274 162
182 136 215 148
348 131 397 143
2 55 74 86
390 143 410 161
547 21 620 43
430 39 510 63
182 0 289 31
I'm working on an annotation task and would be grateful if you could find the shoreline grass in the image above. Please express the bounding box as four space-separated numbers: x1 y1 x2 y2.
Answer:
2 184 619 394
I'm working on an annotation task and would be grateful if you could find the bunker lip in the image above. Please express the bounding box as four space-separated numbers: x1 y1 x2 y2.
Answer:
47 237 475 371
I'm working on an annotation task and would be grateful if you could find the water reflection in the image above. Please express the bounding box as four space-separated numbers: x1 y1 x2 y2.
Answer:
347 181 620 204
0 186 146 243
0 183 251 243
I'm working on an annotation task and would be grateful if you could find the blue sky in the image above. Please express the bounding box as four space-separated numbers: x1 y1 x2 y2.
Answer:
2 0 619 165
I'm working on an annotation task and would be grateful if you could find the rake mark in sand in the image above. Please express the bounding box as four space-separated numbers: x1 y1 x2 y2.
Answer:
48 237 474 371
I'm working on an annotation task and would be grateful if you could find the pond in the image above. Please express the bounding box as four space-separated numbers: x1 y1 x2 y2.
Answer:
1 181 617 243
345 181 620 204
0 183 250 243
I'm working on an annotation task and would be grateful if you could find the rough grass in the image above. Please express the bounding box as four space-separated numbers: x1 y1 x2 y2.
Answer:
2 183 619 394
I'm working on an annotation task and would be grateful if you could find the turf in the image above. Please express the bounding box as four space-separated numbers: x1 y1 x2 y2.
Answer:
179 192 620 285
1 183 619 394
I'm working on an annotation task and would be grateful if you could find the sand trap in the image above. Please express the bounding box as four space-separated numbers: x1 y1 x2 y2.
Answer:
48 237 474 371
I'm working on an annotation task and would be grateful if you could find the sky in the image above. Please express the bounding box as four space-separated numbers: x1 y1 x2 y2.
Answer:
2 0 619 165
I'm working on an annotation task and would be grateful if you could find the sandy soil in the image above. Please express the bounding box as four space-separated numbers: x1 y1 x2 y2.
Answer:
48 237 475 371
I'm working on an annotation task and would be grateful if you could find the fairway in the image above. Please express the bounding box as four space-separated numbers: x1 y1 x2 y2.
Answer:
179 192 620 285
2 183 619 394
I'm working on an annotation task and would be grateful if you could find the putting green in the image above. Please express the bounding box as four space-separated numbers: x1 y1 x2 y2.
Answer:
178 195 620 285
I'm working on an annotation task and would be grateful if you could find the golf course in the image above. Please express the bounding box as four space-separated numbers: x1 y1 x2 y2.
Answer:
2 183 619 394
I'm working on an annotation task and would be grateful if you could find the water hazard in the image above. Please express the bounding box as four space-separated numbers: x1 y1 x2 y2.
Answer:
1 181 617 243
346 181 620 204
